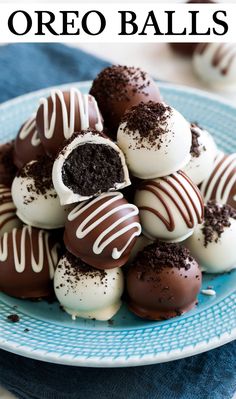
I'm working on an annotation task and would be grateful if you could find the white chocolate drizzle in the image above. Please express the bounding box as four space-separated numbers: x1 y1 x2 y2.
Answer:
39 88 103 140
200 153 236 204
68 192 141 260
19 114 41 147
0 225 59 278
0 185 19 232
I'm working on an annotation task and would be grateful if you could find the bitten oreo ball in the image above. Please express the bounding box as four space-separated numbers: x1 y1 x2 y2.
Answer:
53 130 131 205
13 114 45 169
54 252 124 321
126 241 202 320
36 88 103 156
199 153 236 210
64 192 141 269
12 156 71 229
186 202 236 274
183 123 218 185
134 171 204 242
0 141 17 186
117 102 192 179
0 225 61 298
90 65 161 138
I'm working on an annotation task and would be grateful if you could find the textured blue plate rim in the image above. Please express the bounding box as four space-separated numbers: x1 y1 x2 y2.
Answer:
0 81 235 367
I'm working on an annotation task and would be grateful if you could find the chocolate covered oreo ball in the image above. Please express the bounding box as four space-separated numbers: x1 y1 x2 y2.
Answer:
36 88 103 156
134 171 204 242
193 43 236 88
126 241 202 320
54 252 124 321
12 156 71 229
0 185 22 236
117 102 192 179
90 65 161 138
185 202 236 273
199 153 236 210
0 141 17 186
64 192 141 269
183 123 218 185
0 225 61 298
53 130 131 205
14 114 45 169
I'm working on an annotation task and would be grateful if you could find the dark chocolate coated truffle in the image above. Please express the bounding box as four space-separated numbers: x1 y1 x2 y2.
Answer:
36 89 103 157
0 225 61 298
14 115 45 169
126 241 201 320
0 141 17 186
90 65 161 138
64 192 142 270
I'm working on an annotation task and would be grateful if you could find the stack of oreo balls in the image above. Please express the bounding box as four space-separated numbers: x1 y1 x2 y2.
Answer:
0 64 235 322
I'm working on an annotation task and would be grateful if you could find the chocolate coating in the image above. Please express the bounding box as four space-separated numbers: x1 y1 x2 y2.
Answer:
64 192 141 269
126 241 201 320
0 141 17 186
36 89 103 157
0 226 61 299
14 115 45 169
90 65 161 138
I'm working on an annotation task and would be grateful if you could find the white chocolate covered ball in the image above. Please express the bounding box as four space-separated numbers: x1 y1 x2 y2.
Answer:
117 102 191 179
12 158 71 229
193 43 236 89
183 124 218 185
54 253 124 321
134 171 204 242
185 202 236 274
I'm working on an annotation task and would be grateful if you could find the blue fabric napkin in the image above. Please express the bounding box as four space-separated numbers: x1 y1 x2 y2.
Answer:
0 43 235 399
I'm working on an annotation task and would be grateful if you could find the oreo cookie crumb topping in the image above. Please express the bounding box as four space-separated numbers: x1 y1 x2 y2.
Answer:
130 241 195 273
55 252 108 296
190 123 201 158
7 314 20 323
121 101 171 149
90 65 151 103
19 156 54 203
62 143 124 196
202 201 236 247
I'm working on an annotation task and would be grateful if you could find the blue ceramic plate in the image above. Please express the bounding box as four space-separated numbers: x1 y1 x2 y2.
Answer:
0 82 235 367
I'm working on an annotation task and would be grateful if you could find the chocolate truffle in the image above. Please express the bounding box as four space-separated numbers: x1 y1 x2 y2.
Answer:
11 156 71 229
126 241 202 320
193 43 236 88
183 123 218 185
134 170 204 242
185 202 236 273
90 65 161 138
53 130 131 205
54 252 124 321
13 114 45 169
64 192 142 269
117 102 192 179
0 225 61 298
36 88 103 156
199 153 236 210
0 141 17 186
0 185 22 236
